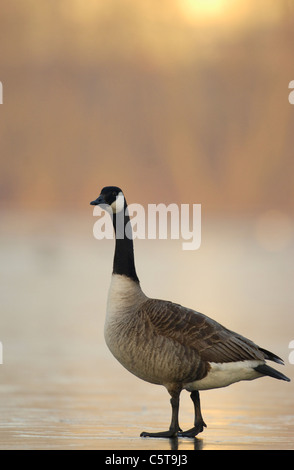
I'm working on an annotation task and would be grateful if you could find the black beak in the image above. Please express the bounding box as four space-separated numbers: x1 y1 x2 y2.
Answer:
90 194 106 206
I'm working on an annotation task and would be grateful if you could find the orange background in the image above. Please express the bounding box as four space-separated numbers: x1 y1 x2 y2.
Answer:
0 0 294 214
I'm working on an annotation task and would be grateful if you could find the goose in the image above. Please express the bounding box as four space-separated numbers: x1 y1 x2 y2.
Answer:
90 186 290 438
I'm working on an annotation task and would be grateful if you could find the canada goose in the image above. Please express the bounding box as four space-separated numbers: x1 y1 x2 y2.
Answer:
90 186 290 438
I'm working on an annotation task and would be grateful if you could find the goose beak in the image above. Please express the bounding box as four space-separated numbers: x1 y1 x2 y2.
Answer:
90 194 106 206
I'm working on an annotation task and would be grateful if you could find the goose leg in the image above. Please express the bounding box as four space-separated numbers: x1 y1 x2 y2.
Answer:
140 389 181 438
179 390 207 438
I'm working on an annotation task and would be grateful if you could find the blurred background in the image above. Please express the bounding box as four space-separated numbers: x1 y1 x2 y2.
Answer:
0 0 294 449
0 0 294 212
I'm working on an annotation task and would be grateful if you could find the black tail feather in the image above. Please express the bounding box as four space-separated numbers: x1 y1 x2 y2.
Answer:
255 364 290 382
258 347 284 365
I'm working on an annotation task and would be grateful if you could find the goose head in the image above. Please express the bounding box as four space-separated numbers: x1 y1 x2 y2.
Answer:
90 186 125 214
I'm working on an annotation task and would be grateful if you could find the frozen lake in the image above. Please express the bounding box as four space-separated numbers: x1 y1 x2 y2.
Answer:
0 212 293 450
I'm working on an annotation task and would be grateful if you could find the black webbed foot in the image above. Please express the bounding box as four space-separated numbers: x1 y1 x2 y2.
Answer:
178 421 206 438
140 429 179 438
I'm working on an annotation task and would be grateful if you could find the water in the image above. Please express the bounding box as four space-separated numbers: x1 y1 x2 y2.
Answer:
0 212 293 450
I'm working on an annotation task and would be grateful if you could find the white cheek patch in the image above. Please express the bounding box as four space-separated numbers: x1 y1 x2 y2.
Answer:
110 192 125 214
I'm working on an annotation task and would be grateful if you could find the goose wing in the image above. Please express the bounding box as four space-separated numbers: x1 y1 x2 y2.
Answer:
142 298 266 364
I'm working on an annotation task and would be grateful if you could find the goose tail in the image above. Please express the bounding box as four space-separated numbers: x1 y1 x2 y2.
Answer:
254 364 290 382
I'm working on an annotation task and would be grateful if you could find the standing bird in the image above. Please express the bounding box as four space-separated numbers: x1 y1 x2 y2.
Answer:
90 186 290 438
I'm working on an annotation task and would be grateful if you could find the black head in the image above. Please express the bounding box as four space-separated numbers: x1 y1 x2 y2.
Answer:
90 186 125 213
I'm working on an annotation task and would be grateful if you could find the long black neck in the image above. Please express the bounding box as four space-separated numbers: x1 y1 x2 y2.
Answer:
112 204 139 283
